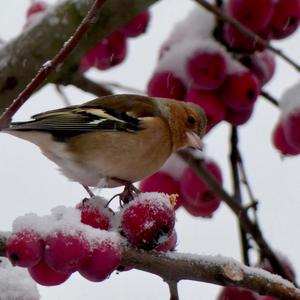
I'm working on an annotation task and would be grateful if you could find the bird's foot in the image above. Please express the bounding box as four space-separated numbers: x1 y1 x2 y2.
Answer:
108 178 141 207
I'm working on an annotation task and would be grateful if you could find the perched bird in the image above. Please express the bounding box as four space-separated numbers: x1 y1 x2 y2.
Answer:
4 94 206 188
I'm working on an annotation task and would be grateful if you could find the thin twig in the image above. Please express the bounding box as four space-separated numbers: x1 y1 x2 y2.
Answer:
178 150 296 284
193 0 300 73
230 127 251 266
0 0 107 129
261 90 280 107
55 85 72 106
166 280 179 300
69 74 145 96
69 74 113 97
100 81 145 94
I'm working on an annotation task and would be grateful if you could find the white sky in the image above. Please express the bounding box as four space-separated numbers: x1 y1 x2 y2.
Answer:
0 0 300 299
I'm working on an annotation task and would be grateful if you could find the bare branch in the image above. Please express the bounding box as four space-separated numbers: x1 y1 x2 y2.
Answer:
166 280 179 300
193 0 300 73
230 127 251 266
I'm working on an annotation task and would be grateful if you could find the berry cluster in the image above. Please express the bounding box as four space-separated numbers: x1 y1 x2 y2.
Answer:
6 194 176 286
140 154 223 218
25 1 150 72
272 82 300 156
6 198 120 286
147 0 300 131
80 11 150 71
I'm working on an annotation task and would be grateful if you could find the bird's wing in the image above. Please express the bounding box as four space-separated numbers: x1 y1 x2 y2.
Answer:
8 96 155 136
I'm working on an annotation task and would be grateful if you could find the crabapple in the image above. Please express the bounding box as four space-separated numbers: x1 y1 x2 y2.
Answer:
147 71 186 100
44 230 90 274
79 238 121 282
121 194 175 249
220 71 260 111
186 51 226 90
28 259 71 286
119 11 150 37
140 171 182 209
224 106 254 126
6 230 44 268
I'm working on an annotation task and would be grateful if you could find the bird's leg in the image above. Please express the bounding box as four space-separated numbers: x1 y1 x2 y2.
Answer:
82 185 94 198
110 178 141 205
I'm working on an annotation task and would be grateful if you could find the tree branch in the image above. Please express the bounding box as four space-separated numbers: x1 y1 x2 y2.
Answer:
0 0 159 116
68 74 113 97
178 150 295 284
193 0 300 73
122 247 300 300
0 231 298 299
166 280 179 300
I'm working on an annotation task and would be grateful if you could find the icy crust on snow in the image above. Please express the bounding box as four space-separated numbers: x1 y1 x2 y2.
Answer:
157 7 246 84
0 258 40 300
123 192 174 211
166 252 295 288
279 81 300 116
12 201 120 249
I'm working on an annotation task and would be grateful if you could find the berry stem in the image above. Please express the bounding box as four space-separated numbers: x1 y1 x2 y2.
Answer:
193 0 300 73
229 126 251 266
0 0 108 130
261 90 280 107
166 280 179 300
55 85 72 106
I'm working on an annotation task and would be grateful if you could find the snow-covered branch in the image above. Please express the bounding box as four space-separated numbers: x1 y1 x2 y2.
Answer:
122 247 300 300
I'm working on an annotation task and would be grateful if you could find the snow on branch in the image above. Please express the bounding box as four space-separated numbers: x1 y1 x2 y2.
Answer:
122 247 300 300
0 0 158 116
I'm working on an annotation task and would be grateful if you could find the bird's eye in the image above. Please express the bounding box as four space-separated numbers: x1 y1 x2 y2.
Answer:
187 115 196 125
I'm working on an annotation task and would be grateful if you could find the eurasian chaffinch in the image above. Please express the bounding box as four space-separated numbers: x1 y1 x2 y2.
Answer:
4 94 206 188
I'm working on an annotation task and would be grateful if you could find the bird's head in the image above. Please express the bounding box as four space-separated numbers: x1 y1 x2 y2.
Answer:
156 99 207 151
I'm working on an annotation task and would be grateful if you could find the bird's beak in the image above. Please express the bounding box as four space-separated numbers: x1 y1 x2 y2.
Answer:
186 131 203 150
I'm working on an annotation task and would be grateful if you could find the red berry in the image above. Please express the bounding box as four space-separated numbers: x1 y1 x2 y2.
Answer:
119 11 150 37
270 0 300 39
222 24 270 53
272 122 300 155
180 161 222 217
224 106 254 126
80 31 127 71
147 71 186 100
6 230 44 268
218 287 258 300
282 112 300 150
79 238 121 282
220 71 260 110
26 1 47 19
240 51 276 86
77 198 111 230
227 0 274 31
121 194 175 249
186 51 226 90
29 259 71 286
185 88 225 131
155 230 177 252
44 230 90 274
140 171 182 209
